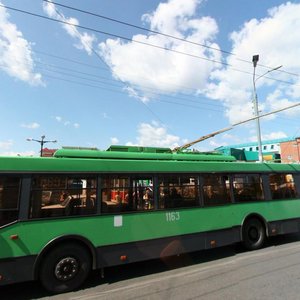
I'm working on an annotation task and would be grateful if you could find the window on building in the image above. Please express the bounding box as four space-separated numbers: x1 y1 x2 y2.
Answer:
263 145 267 150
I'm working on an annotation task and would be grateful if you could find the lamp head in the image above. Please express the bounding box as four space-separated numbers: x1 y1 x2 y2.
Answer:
252 55 259 67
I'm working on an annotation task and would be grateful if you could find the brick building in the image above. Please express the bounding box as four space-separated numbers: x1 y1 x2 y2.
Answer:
41 148 57 157
280 138 300 163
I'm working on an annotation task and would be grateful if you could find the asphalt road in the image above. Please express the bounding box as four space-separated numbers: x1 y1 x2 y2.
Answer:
2 233 300 300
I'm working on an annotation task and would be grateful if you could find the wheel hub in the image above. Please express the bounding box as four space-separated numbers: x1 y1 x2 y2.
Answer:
55 257 79 281
249 227 259 241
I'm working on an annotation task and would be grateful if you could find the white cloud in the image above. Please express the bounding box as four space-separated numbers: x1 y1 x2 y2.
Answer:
262 131 288 141
206 2 300 123
98 0 300 127
97 0 300 126
127 121 180 148
221 133 242 144
248 131 287 142
0 139 13 150
208 139 224 149
0 150 36 157
55 115 79 128
21 122 40 129
43 0 96 55
124 86 150 103
98 0 222 97
44 0 300 131
265 89 300 117
0 140 35 156
102 112 110 119
111 137 119 144
0 2 42 85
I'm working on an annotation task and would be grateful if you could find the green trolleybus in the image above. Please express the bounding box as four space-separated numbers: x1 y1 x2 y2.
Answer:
1 145 300 293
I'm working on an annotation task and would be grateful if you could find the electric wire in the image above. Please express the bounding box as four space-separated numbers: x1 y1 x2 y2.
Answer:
43 0 232 55
1 3 298 87
1 2 299 142
0 4 228 67
34 59 224 109
39 70 224 113
43 0 300 78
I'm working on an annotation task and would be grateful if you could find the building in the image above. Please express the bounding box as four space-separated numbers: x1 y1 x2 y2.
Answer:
41 148 57 157
280 138 300 163
215 137 299 163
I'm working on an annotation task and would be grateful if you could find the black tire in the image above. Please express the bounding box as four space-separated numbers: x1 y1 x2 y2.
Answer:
39 243 91 293
242 218 266 250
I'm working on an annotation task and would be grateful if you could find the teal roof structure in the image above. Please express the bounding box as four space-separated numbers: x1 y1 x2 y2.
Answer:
215 137 295 151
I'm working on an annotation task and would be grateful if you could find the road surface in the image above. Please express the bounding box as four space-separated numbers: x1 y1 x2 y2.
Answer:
2 233 300 300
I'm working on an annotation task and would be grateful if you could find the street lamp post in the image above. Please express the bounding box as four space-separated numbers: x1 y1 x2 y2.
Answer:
252 54 282 163
27 135 57 157
252 55 263 163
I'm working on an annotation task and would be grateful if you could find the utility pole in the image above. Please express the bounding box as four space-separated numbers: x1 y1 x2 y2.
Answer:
252 55 282 163
252 55 263 162
27 135 57 157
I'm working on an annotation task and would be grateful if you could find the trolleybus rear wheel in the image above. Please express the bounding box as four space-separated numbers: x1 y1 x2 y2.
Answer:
242 218 266 250
39 243 91 293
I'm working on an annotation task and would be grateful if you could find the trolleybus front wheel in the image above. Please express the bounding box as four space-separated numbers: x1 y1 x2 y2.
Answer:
39 243 91 293
242 218 266 250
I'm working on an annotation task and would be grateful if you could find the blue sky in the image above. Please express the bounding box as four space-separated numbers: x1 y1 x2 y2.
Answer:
0 0 300 156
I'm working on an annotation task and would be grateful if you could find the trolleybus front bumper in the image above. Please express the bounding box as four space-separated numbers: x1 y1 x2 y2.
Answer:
0 255 36 286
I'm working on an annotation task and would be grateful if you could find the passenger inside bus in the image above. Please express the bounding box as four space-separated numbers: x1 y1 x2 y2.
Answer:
143 188 153 209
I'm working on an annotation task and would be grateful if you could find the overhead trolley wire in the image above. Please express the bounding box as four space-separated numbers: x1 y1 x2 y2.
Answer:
43 0 232 56
43 0 300 78
1 4 231 68
1 3 297 116
34 50 108 71
1 3 298 142
34 50 299 102
1 2 298 113
31 56 227 112
44 1 225 130
26 58 224 113
2 3 299 86
48 3 173 128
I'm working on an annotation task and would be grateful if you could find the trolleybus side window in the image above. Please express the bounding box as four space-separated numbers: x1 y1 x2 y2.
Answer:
101 176 154 213
202 174 230 206
29 175 97 219
101 176 131 213
233 174 264 202
158 175 199 209
0 176 21 226
132 177 154 210
269 174 297 200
